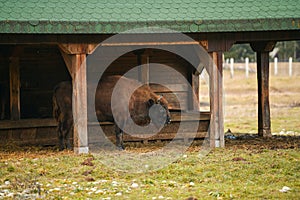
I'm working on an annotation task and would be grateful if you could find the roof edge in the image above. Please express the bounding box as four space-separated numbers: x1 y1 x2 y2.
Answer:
0 18 299 34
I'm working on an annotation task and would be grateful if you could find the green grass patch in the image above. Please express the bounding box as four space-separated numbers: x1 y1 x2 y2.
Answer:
0 145 299 199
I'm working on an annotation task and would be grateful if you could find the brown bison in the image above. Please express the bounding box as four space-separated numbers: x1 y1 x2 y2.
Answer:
53 75 171 150
53 81 73 150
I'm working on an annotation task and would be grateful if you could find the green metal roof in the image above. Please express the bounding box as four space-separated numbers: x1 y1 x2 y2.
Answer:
0 0 299 34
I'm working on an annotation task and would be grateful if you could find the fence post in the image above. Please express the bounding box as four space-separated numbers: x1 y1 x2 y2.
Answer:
230 58 234 78
245 57 249 78
289 57 293 77
274 57 278 76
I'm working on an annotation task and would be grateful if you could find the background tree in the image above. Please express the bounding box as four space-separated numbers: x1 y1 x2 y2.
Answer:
224 41 300 62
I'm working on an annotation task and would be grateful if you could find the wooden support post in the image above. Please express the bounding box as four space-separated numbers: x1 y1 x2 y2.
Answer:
140 55 149 84
134 49 148 84
209 52 224 148
256 52 271 137
205 37 233 148
187 68 194 111
72 54 89 153
9 57 20 120
251 42 276 137
59 43 95 153
192 73 200 111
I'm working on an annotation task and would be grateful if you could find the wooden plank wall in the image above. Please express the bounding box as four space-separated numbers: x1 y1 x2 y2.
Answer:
0 45 71 120
1 45 196 121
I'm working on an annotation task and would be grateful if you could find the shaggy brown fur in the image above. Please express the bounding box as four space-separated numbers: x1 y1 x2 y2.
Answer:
53 81 73 150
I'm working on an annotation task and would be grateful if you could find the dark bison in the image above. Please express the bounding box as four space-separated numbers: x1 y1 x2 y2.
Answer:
53 75 171 150
53 81 73 150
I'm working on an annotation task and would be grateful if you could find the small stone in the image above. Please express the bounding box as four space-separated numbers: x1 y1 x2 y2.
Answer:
92 181 100 185
158 195 164 199
91 187 97 192
112 181 118 187
53 187 61 191
279 186 291 193
23 189 31 194
4 181 10 185
95 189 104 194
189 182 195 186
286 131 294 135
183 154 188 158
7 193 14 197
116 192 122 196
131 183 139 188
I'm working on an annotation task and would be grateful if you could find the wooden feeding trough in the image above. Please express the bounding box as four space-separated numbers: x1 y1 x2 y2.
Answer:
88 111 210 147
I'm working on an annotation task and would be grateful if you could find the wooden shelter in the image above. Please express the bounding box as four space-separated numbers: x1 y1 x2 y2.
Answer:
0 0 299 153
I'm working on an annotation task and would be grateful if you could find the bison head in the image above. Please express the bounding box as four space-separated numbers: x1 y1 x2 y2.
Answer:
148 95 171 127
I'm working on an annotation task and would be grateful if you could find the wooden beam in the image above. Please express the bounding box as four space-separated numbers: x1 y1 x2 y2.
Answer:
58 44 90 153
251 42 275 137
59 48 75 78
133 49 149 84
9 53 21 120
100 41 200 47
192 73 200 111
140 55 149 84
251 41 276 52
187 67 194 111
207 36 235 52
256 51 271 137
58 43 98 55
209 52 224 148
72 53 89 153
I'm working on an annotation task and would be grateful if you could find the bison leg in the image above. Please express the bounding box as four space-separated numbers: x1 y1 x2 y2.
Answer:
115 125 125 150
64 126 73 150
58 123 65 151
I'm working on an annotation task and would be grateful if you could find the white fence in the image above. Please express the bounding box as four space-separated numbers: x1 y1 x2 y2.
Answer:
224 57 300 78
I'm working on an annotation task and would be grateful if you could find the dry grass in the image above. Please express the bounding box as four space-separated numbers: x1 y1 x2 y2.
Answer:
0 138 299 199
200 63 300 134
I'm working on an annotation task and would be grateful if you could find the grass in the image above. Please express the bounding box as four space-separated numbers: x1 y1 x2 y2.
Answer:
0 140 299 199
